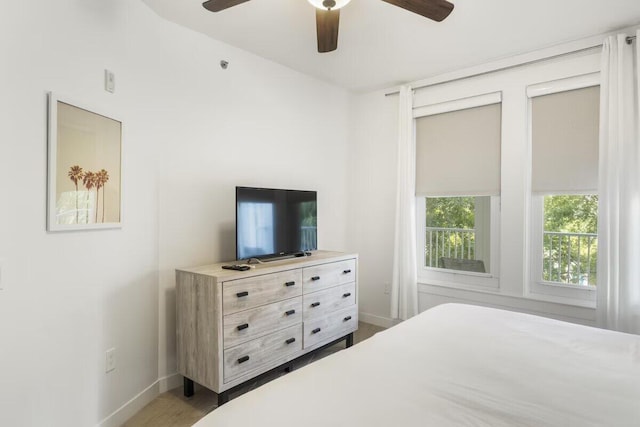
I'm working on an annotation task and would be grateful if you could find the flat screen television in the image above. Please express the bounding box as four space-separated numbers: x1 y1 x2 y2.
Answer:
236 186 317 260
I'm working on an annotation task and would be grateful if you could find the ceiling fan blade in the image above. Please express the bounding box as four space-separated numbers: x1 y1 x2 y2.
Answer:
316 9 340 53
202 0 251 12
381 0 454 22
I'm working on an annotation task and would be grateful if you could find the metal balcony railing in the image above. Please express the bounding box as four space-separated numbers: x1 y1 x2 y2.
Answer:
424 227 476 268
543 231 598 286
424 227 598 285
301 226 317 251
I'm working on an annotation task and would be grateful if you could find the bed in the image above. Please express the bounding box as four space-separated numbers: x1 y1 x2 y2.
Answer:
193 303 640 427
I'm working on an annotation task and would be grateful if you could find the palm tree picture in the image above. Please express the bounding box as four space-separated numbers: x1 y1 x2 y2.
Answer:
96 169 110 223
67 165 83 223
64 166 113 224
82 171 96 224
73 168 112 224
48 95 121 231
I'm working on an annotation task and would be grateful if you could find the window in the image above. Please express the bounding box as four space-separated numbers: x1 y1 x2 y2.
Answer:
415 95 501 288
529 84 599 302
423 196 492 273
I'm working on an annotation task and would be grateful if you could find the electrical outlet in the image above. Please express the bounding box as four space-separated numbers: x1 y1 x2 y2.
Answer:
105 348 116 373
384 282 391 295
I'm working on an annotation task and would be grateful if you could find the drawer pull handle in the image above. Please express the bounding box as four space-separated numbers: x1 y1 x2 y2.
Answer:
236 291 249 298
311 276 320 281
344 316 352 321
286 337 296 344
343 292 351 298
285 281 296 287
237 323 249 331
237 355 250 364
312 327 321 334
285 309 296 316
343 269 352 274
311 302 321 307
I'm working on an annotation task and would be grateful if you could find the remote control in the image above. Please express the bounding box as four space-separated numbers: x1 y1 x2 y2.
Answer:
222 264 251 271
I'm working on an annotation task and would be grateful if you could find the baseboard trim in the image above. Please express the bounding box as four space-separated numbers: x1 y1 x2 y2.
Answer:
159 372 182 393
97 380 159 427
359 311 396 329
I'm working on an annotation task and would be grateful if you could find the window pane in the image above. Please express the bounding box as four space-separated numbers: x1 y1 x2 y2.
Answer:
542 195 598 286
424 196 491 273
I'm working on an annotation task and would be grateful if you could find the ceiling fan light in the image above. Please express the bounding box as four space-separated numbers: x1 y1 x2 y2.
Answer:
307 0 351 11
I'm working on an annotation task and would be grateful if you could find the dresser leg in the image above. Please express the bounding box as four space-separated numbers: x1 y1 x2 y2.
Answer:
284 362 293 373
345 332 354 348
217 391 229 406
184 377 194 397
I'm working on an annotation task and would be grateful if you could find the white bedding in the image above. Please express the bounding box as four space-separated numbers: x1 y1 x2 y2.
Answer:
194 304 640 427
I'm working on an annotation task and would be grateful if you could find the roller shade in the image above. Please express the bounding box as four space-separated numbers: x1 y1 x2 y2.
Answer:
531 86 600 193
415 103 501 196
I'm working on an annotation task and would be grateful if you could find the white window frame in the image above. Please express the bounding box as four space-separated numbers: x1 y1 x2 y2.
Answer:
526 73 599 307
417 196 500 290
529 193 597 302
414 92 502 291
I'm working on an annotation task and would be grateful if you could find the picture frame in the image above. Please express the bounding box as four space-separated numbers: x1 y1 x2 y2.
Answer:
47 92 122 231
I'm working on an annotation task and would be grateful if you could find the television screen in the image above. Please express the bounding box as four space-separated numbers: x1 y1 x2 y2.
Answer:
236 187 317 260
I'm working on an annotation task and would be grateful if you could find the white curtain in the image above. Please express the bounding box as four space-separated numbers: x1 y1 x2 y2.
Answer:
391 85 418 320
597 31 640 334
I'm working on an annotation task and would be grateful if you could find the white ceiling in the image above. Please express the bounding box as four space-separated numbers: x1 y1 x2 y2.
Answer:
143 0 640 92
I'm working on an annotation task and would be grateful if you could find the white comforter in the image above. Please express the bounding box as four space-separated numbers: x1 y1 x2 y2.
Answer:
194 304 640 427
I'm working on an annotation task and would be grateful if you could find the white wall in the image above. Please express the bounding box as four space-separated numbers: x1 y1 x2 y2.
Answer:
154 19 351 388
347 90 398 327
349 48 603 327
0 1 350 426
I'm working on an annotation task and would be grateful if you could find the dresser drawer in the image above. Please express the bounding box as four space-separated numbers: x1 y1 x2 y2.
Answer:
303 306 358 349
302 259 356 294
303 282 356 321
223 297 302 349
223 270 302 314
223 324 302 383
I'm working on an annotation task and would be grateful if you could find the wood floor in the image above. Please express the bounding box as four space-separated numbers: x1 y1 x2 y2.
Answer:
123 322 385 427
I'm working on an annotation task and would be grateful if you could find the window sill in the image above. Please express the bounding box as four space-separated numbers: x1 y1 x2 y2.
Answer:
418 269 499 291
537 280 596 292
423 266 492 278
528 280 596 308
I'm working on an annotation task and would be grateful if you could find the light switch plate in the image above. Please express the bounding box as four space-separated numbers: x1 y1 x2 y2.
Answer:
105 69 115 93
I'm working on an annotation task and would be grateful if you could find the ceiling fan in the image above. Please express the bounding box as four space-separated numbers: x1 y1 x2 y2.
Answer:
201 0 454 53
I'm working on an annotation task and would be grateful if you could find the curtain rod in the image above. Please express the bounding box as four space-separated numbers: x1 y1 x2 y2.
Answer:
384 44 601 97
386 33 638 97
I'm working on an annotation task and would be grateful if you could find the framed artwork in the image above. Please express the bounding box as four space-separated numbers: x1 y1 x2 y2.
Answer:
47 93 122 231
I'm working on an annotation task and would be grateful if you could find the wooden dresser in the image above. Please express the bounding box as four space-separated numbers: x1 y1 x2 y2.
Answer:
176 250 358 405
